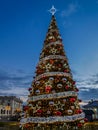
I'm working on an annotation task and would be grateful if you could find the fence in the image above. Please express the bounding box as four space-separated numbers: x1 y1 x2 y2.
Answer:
0 122 98 130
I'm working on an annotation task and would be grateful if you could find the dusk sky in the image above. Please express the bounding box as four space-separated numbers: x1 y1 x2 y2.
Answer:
0 0 98 102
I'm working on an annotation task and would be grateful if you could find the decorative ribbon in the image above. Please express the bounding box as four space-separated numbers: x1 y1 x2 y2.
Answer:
39 55 67 64
28 91 77 102
44 41 63 49
34 72 72 81
20 113 85 124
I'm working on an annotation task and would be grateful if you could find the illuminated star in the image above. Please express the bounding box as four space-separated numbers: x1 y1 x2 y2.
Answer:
49 5 57 15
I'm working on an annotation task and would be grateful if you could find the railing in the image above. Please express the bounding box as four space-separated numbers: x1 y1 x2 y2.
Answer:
0 122 98 130
22 124 98 130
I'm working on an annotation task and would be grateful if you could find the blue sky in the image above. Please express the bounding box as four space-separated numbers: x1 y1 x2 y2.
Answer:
0 0 98 102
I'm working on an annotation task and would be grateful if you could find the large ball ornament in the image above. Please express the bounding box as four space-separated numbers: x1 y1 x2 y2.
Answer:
67 109 73 115
35 90 40 95
62 78 67 83
49 77 54 81
49 101 54 106
36 81 40 86
57 83 63 88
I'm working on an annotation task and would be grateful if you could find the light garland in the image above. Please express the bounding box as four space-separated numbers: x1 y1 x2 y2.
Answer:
43 41 62 50
20 113 85 124
39 55 67 64
28 91 77 102
34 72 72 81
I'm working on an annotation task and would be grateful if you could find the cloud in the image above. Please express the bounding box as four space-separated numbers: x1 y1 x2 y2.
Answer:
76 74 98 90
0 87 28 96
0 69 32 102
1 68 98 102
79 88 98 101
73 72 98 100
0 87 28 103
61 3 79 17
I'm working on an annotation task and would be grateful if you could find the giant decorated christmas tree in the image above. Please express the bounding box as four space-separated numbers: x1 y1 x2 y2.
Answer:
20 6 86 130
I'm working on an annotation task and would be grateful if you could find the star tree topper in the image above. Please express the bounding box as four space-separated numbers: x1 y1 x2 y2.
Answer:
49 5 57 15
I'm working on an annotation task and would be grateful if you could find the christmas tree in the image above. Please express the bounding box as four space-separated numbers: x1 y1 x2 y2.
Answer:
20 6 86 130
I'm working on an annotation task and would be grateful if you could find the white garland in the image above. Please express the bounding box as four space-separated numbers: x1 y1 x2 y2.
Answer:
20 113 85 124
38 55 67 64
28 91 77 102
34 72 72 81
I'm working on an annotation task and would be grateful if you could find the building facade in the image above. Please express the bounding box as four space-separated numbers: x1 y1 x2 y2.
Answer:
83 100 98 121
0 96 23 118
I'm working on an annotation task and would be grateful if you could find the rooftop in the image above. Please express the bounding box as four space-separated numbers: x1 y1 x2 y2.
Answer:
83 100 98 108
0 96 23 103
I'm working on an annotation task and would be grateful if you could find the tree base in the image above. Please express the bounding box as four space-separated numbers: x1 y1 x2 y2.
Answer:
22 126 84 130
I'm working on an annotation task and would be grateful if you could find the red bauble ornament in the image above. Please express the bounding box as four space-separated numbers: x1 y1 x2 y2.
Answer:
65 85 70 90
50 59 54 64
84 118 88 122
24 106 29 111
28 88 32 91
76 109 82 114
79 109 82 113
45 86 51 93
37 109 43 115
64 69 68 72
25 124 29 128
77 123 82 128
73 81 76 85
70 98 76 102
56 111 62 116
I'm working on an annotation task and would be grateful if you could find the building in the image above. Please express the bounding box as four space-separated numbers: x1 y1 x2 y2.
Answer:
83 109 94 122
83 100 98 121
0 96 23 118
